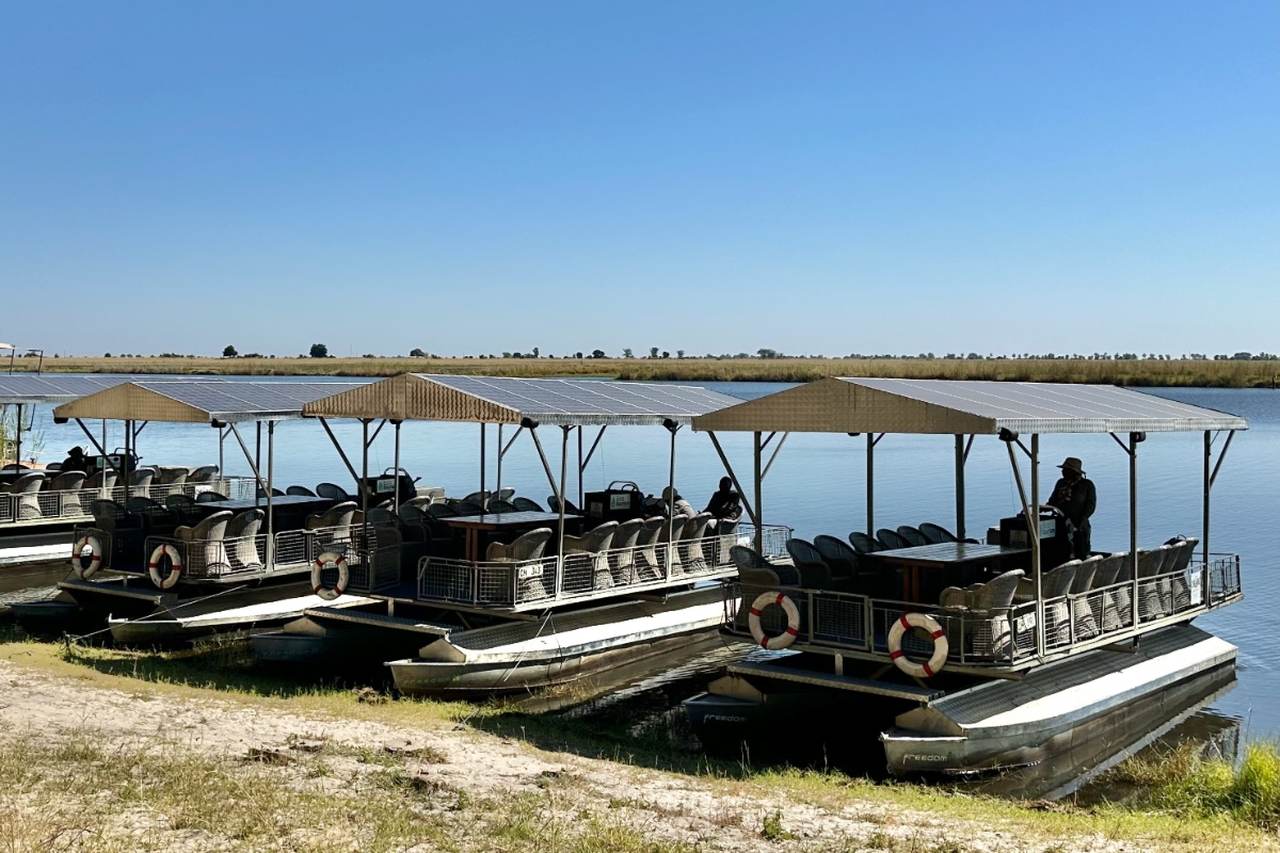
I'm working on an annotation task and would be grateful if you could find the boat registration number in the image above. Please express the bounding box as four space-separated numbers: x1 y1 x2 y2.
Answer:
517 564 544 580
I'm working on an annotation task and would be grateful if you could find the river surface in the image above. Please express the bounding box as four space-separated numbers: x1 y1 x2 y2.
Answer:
19 378 1280 741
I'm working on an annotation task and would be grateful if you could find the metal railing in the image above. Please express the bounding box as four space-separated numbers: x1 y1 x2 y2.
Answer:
138 523 371 584
1 476 250 528
416 522 792 610
724 553 1242 671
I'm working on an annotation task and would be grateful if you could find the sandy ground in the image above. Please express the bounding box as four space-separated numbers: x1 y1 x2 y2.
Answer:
0 658 1158 852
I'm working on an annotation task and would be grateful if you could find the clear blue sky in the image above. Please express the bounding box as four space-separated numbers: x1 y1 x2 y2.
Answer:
2 2 1276 357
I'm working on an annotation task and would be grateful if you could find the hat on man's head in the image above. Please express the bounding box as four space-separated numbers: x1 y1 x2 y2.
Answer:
69 446 84 457
1058 457 1084 475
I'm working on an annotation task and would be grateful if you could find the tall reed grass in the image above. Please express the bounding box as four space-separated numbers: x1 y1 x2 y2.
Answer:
1111 742 1280 829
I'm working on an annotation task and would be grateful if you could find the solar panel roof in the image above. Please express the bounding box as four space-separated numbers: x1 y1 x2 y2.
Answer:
693 377 1248 435
52 380 370 423
0 375 136 405
302 373 744 425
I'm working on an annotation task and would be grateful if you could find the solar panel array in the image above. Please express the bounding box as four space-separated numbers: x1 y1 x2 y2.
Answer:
0 375 134 404
844 378 1248 433
129 380 370 421
422 374 744 425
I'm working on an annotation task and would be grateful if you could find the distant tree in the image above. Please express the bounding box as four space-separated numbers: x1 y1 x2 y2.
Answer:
622 348 634 358
661 351 670 359
409 347 427 357
757 348 779 359
591 349 606 359
222 345 238 358
104 353 112 358
677 350 685 359
532 346 540 358
574 351 584 359
309 343 329 358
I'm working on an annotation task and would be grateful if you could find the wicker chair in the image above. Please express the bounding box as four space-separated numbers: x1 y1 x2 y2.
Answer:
848 531 881 554
1138 545 1176 620
609 517 645 585
316 482 350 501
306 501 358 535
164 493 201 525
84 469 119 496
939 568 1025 657
188 465 220 484
46 470 87 516
5 472 46 520
634 516 666 580
813 535 860 585
486 527 554 601
496 487 515 501
918 523 960 544
452 500 485 515
678 512 716 573
512 497 544 512
287 485 317 497
546 495 580 515
129 467 156 493
562 521 619 590
1069 554 1104 638
487 499 519 514
785 538 833 588
174 510 233 577
44 462 62 472
224 509 265 572
875 528 911 550
1166 536 1199 610
195 491 227 503
896 525 929 547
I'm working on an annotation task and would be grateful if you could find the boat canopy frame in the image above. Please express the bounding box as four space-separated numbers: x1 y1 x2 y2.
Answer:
301 373 747 597
691 377 1248 663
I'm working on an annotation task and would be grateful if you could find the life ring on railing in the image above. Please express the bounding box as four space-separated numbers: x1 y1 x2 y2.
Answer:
311 552 348 601
748 591 801 650
147 543 183 590
71 534 104 579
887 612 948 678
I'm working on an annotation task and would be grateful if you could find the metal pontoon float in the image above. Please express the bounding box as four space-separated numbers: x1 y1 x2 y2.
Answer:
252 373 791 694
10 379 379 641
682 378 1246 774
1 375 242 566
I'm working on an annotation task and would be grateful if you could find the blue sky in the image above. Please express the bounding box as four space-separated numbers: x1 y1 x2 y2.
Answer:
2 2 1276 357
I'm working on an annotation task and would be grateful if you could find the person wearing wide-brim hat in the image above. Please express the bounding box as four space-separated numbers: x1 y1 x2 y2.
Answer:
1048 456 1096 558
60 445 89 474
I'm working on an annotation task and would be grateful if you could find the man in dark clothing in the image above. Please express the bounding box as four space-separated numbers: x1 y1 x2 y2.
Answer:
703 476 742 522
1047 456 1096 558
61 446 89 473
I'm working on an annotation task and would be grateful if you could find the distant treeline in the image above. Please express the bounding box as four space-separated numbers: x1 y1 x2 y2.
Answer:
22 354 1280 388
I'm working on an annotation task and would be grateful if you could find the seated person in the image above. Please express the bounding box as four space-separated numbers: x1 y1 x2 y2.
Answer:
61 446 90 473
703 477 742 521
654 486 696 519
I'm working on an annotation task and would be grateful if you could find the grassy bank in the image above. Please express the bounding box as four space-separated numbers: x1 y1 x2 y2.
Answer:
25 355 1280 386
0 632 1276 851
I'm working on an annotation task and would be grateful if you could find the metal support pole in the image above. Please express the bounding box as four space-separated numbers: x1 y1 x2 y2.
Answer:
123 419 131 504
393 421 402 508
753 431 763 554
317 417 361 490
496 423 503 501
1129 432 1139 629
255 421 261 478
528 426 558 497
73 419 121 474
218 426 225 477
1031 434 1043 659
577 425 584 509
555 426 570 598
266 421 275 568
13 403 21 468
479 423 486 499
666 423 679 577
954 434 966 540
226 423 269 496
1203 431 1211 566
706 431 758 526
361 418 370 574
865 431 874 535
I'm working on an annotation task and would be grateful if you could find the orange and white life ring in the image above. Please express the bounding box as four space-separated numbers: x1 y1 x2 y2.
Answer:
747 591 801 650
148 542 183 589
887 612 948 678
71 534 104 579
311 551 348 601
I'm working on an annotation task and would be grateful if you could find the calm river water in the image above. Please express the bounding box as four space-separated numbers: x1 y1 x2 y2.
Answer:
25 379 1280 737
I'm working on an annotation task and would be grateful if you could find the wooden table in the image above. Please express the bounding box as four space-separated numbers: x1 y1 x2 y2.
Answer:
870 542 1029 603
443 511 574 561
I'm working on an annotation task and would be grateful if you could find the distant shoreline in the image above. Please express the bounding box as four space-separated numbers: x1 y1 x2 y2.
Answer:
12 356 1280 388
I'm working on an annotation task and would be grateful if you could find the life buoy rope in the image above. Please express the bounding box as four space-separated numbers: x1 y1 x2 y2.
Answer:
887 612 948 678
